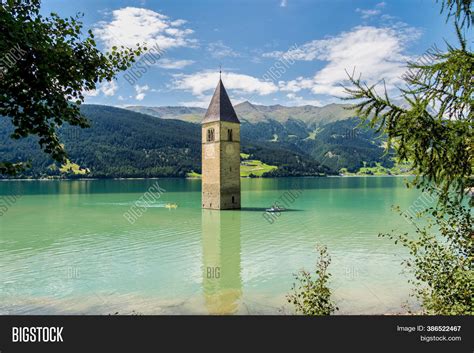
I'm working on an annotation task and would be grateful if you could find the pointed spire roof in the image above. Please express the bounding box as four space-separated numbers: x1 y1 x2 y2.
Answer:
202 79 240 124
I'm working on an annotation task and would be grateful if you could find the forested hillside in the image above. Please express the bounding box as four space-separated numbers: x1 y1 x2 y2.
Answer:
0 102 397 178
127 102 394 173
0 105 332 178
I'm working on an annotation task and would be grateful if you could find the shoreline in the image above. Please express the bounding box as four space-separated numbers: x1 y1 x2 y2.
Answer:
0 174 414 182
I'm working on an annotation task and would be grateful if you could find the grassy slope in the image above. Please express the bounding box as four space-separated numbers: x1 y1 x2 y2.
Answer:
240 159 278 177
340 160 413 176
187 153 278 178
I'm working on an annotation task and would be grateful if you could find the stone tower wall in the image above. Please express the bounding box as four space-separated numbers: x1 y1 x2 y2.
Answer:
202 121 240 210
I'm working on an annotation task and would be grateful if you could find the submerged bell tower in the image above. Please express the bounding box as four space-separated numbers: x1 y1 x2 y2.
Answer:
201 77 241 210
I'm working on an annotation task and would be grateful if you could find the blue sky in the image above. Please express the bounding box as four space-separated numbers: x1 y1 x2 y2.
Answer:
42 0 456 108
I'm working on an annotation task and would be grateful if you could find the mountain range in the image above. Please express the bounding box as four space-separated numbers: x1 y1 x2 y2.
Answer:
126 101 356 125
126 102 393 173
0 102 394 178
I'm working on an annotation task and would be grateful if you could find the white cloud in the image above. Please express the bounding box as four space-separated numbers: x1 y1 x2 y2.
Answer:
280 0 288 7
263 39 329 61
272 25 421 97
102 80 119 96
179 95 263 108
170 19 187 26
94 7 196 51
179 95 212 108
82 89 99 97
356 8 381 19
172 71 278 97
285 93 324 107
356 2 386 19
134 84 150 101
155 58 194 69
278 77 314 92
83 80 119 97
207 41 240 59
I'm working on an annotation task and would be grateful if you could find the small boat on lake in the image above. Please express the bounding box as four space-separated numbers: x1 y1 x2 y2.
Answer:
266 206 286 213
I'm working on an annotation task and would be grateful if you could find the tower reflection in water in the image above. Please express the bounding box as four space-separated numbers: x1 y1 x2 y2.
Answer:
202 210 242 314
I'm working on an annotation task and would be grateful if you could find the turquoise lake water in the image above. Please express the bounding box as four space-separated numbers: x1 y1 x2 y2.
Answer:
0 177 422 314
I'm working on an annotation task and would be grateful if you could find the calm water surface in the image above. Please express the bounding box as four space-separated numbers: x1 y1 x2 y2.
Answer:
0 177 421 314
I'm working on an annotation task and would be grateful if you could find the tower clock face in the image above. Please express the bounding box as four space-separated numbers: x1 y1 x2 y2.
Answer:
204 144 215 159
225 144 234 155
